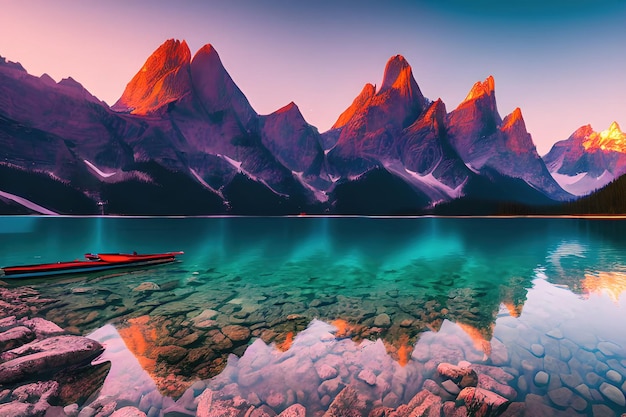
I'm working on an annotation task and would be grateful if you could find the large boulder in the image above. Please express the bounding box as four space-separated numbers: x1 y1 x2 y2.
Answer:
0 335 103 384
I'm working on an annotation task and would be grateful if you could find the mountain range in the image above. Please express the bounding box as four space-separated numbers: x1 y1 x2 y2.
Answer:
0 39 624 215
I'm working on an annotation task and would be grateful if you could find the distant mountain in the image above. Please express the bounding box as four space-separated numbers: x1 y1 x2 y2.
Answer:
0 39 612 216
544 122 626 196
446 77 571 201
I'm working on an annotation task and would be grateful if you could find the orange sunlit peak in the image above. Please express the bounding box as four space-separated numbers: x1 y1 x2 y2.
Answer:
582 121 626 152
502 107 524 130
464 75 495 102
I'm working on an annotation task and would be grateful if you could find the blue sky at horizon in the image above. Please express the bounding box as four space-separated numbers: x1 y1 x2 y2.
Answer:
1 0 624 154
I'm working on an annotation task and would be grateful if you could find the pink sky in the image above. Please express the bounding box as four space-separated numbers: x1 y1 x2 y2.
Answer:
1 1 624 154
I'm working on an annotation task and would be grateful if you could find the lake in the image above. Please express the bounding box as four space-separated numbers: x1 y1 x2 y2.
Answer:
1 216 626 416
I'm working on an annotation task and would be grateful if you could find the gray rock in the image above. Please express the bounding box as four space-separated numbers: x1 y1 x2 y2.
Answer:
574 383 593 401
0 335 103 384
441 379 460 395
110 406 148 417
547 387 575 408
607 370 622 383
530 344 545 358
600 382 626 406
373 313 391 328
591 404 617 417
598 341 623 357
534 371 550 386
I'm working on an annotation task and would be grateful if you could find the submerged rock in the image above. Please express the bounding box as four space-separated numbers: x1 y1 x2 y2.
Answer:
0 335 103 384
323 386 367 417
0 326 35 352
599 382 626 406
457 387 509 417
437 362 478 388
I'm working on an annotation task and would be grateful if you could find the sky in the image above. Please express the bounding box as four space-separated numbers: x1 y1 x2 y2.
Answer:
1 0 624 155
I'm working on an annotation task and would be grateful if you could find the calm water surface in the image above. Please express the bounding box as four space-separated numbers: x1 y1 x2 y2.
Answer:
1 216 626 416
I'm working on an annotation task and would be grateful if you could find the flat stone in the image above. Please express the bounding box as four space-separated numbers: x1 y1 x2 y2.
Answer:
546 329 563 340
0 335 103 384
221 325 251 342
534 371 550 386
600 382 626 406
607 370 622 383
0 326 35 352
598 341 623 357
586 372 602 387
133 282 160 292
548 387 574 408
373 313 391 328
0 316 18 331
574 383 593 401
441 379 460 395
530 344 545 358
437 362 478 387
110 406 148 417
591 404 616 417
21 317 65 337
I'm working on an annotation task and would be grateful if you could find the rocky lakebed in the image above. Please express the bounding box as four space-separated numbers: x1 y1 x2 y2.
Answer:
2 271 626 417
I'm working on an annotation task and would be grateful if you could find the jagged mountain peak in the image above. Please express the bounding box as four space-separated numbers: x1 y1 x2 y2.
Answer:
275 101 299 115
380 55 411 91
463 75 495 102
331 83 376 130
583 121 626 153
112 38 192 115
192 43 220 63
190 42 256 126
501 107 525 131
0 56 26 73
378 55 424 102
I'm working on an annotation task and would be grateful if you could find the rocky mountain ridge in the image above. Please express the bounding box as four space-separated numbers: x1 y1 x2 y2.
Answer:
0 39 621 215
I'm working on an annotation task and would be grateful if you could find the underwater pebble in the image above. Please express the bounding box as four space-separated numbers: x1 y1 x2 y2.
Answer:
534 371 550 386
600 382 626 406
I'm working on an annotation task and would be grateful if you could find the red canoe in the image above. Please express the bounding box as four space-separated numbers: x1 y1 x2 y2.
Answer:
0 251 184 279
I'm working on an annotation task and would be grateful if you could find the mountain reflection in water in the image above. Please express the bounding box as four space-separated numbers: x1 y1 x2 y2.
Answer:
2 216 626 415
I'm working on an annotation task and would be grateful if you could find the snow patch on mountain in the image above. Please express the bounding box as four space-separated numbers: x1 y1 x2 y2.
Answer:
84 160 117 178
404 169 466 199
190 168 224 197
293 171 328 202
218 154 288 197
0 190 58 215
550 170 613 196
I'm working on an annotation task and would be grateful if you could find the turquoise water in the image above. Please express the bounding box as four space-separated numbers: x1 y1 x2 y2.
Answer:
2 216 626 415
